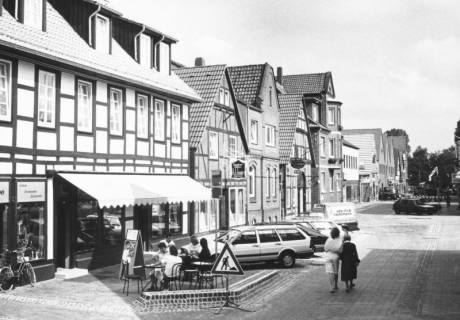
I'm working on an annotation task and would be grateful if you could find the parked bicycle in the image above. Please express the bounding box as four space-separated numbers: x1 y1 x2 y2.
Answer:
0 250 36 291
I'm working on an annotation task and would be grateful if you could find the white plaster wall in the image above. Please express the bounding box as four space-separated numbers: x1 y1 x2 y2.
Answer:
60 72 75 96
182 142 188 160
36 164 46 175
0 127 12 146
182 105 188 121
171 145 181 159
60 126 74 151
37 131 57 150
155 143 165 158
96 81 107 103
95 130 107 154
110 139 124 154
16 120 33 149
137 141 149 156
17 60 35 87
96 104 107 128
126 89 135 107
60 98 75 124
182 122 188 140
47 177 54 259
17 88 35 117
16 162 32 174
77 135 93 153
125 133 135 154
126 109 135 132
0 162 13 174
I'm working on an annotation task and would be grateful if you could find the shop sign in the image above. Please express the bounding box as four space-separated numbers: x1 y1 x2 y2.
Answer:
290 158 307 169
17 181 45 203
231 160 245 179
0 182 8 203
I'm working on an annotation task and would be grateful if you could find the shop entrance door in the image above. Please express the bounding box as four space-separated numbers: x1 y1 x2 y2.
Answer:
55 179 76 269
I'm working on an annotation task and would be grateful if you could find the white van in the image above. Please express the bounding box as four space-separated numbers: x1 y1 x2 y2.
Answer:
311 202 359 231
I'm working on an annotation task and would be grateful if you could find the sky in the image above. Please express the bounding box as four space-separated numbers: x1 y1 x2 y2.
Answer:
110 0 460 153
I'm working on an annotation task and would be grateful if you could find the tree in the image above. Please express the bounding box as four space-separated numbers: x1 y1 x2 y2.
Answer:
428 146 457 190
408 146 430 186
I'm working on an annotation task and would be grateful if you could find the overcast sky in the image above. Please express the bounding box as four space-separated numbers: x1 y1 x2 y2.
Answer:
111 0 460 153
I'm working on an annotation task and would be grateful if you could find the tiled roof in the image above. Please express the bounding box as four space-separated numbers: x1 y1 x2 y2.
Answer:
278 94 303 164
228 64 265 107
174 65 226 148
0 3 200 102
282 73 327 94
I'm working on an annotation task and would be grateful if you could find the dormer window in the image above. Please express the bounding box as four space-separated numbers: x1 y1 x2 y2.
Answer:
95 14 110 54
22 0 44 30
157 42 170 75
139 34 152 68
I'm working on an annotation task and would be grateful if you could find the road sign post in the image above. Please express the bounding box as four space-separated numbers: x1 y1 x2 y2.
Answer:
210 242 254 314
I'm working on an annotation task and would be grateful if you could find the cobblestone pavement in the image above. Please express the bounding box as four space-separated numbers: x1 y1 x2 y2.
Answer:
2 201 460 319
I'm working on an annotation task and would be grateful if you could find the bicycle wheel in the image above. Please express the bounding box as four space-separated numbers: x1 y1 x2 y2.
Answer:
0 267 14 291
22 263 36 286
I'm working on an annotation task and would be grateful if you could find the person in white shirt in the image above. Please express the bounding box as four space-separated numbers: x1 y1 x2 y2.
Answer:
164 245 183 278
324 227 343 293
185 235 202 259
159 233 176 253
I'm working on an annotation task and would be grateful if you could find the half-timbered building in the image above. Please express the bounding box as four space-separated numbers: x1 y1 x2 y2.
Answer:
175 61 249 231
0 0 210 278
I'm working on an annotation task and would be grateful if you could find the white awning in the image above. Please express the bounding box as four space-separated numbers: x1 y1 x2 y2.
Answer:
58 173 212 208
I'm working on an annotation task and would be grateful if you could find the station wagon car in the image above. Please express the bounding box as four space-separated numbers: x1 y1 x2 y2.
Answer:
213 225 313 268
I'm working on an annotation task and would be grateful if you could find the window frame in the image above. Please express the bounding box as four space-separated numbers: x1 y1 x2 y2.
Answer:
224 90 230 106
154 99 165 141
77 80 93 133
329 139 335 157
328 107 335 125
37 69 56 129
208 131 218 160
329 171 334 191
265 124 275 147
95 14 110 54
271 168 276 199
229 135 236 157
312 104 319 122
0 59 12 122
171 103 181 144
109 88 123 136
248 165 256 198
136 94 149 139
265 167 270 198
320 136 326 157
250 120 258 144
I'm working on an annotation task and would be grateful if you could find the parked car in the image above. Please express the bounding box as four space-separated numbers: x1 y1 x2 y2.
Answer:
289 217 340 238
379 186 399 200
393 198 436 215
417 198 442 211
213 225 313 268
255 222 328 252
310 202 359 231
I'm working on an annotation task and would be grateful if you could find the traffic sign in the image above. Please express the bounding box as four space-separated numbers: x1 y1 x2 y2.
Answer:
211 242 244 275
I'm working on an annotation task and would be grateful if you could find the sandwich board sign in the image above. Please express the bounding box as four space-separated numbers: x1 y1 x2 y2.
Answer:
211 242 244 275
120 229 144 277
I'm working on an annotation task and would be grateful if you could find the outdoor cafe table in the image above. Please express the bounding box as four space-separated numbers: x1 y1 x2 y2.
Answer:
190 261 214 289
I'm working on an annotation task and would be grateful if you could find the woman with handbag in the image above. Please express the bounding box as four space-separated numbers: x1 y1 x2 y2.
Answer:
340 234 360 292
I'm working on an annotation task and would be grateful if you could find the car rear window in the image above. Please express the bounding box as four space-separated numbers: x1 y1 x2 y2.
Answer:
233 231 257 245
277 229 305 241
257 229 281 243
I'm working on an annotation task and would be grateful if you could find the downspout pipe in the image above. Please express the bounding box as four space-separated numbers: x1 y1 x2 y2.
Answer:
134 25 146 62
88 5 101 47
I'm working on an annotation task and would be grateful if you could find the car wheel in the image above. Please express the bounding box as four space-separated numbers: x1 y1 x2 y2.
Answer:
280 252 296 268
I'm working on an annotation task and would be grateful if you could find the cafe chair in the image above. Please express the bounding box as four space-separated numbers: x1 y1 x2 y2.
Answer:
163 263 182 291
195 271 225 289
120 261 144 296
181 267 200 289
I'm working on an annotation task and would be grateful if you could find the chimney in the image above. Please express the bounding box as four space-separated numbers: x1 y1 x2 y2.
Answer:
277 67 283 84
195 57 206 67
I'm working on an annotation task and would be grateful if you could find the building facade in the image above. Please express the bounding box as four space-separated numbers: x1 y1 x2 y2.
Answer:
388 135 410 195
278 94 313 217
0 0 211 277
229 64 281 224
281 71 343 205
175 62 249 231
342 140 360 202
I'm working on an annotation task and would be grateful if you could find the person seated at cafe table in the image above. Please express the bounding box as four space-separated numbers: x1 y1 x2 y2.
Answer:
156 242 169 264
159 233 176 253
199 238 212 262
184 234 202 259
161 245 183 289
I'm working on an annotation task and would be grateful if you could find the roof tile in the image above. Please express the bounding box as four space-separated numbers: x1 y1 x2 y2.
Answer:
278 94 303 164
228 64 265 106
282 73 327 94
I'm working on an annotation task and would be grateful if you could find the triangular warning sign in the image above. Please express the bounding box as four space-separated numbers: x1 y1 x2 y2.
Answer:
211 242 244 275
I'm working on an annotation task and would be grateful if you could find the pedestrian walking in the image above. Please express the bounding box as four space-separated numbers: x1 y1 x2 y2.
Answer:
324 227 343 293
445 192 451 208
340 235 360 292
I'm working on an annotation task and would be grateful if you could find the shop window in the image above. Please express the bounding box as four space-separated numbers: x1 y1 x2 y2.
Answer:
154 99 165 141
16 202 45 261
0 60 12 122
137 94 148 139
77 80 93 133
1 204 8 254
38 70 56 128
109 88 123 136
151 204 167 240
76 200 123 253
